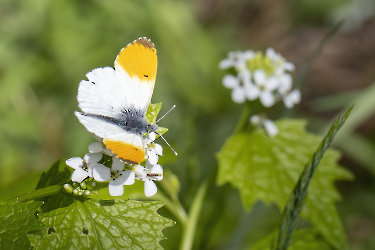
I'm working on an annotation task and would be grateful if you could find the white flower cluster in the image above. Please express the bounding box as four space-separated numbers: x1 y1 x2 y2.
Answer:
65 132 163 197
219 48 301 108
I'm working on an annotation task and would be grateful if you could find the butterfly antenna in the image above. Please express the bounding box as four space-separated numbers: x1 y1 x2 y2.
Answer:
156 105 176 123
155 132 178 155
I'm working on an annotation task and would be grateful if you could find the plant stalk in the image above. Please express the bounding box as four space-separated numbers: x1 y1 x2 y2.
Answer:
179 180 208 250
8 185 62 202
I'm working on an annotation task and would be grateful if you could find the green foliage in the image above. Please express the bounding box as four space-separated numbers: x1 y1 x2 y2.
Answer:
0 200 45 250
28 199 174 250
275 107 353 250
217 118 353 249
251 228 331 250
146 102 168 138
147 102 163 124
35 160 74 212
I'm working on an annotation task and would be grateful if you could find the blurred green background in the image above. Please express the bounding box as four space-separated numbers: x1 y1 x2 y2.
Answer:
1 0 375 249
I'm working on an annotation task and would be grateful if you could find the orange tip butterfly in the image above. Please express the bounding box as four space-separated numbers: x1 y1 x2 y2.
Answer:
75 37 159 165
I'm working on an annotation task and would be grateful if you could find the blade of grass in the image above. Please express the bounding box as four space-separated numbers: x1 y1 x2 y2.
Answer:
295 21 343 89
275 106 353 250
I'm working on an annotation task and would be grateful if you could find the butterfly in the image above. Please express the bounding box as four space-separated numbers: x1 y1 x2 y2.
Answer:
75 37 158 165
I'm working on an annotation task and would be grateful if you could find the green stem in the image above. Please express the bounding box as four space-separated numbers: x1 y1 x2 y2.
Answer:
234 102 251 134
179 180 208 250
8 185 62 202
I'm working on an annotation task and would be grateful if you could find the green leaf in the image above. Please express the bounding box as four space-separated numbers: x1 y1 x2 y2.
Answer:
0 200 45 250
146 102 168 138
146 102 163 124
217 118 353 249
29 199 174 249
251 228 331 250
35 160 74 212
275 107 353 250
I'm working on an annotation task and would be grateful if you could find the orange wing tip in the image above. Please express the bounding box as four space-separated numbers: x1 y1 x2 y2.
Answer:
103 139 145 164
115 37 157 82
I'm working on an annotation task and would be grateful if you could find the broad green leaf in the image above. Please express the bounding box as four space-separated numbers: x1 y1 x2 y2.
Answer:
276 108 352 250
251 228 331 250
35 160 74 212
0 200 45 250
217 118 353 249
29 199 174 249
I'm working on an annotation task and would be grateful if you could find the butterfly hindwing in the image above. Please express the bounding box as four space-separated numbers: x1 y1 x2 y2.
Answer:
75 112 145 164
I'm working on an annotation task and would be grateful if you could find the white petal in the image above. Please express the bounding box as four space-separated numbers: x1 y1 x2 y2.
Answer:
260 92 275 107
112 157 125 171
108 183 124 196
153 144 163 156
242 50 255 60
283 95 294 108
71 168 89 182
93 165 111 181
84 153 102 164
290 89 301 103
278 74 292 95
144 179 157 197
238 70 251 82
234 61 246 72
244 83 260 100
88 142 104 153
148 132 156 141
66 157 83 170
146 160 155 170
222 75 239 89
254 70 266 85
264 119 278 137
151 164 163 181
250 115 261 125
219 58 233 69
147 151 159 165
265 77 279 91
122 170 135 185
283 62 295 71
134 165 147 178
266 48 277 60
231 86 246 103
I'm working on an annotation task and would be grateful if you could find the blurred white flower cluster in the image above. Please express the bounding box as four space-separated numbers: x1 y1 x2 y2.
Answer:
65 132 163 197
219 48 301 108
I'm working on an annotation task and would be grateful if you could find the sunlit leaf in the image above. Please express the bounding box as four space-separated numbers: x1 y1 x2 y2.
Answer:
29 199 174 249
0 200 45 250
217 118 353 249
146 102 163 124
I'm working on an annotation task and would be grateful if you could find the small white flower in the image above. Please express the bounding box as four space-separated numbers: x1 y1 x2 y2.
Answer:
134 164 163 197
145 132 163 166
93 157 135 196
222 70 252 103
266 48 295 77
250 115 278 137
283 89 301 108
66 153 103 182
247 70 278 107
219 50 255 72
